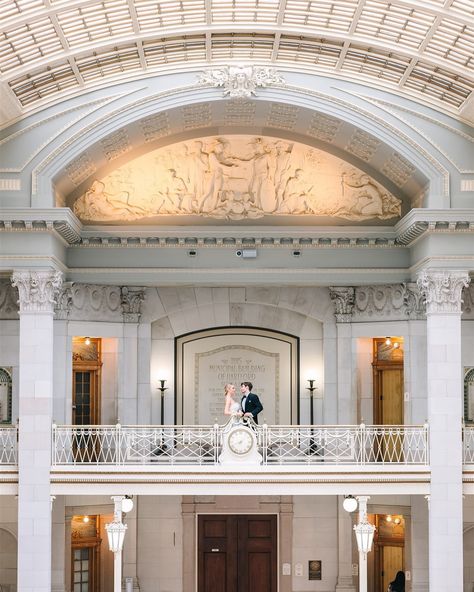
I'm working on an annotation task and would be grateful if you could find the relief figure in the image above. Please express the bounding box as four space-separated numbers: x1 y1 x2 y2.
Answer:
72 136 402 222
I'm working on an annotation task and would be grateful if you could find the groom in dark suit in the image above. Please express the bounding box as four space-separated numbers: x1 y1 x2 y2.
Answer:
240 381 263 424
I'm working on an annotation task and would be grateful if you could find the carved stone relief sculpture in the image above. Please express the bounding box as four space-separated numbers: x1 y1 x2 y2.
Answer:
72 135 402 223
198 65 284 98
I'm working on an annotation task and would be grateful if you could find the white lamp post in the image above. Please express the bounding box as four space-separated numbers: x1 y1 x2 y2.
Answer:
106 496 134 592
342 495 376 592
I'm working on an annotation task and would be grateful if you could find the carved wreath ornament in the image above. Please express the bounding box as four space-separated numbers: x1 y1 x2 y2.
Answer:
198 65 284 98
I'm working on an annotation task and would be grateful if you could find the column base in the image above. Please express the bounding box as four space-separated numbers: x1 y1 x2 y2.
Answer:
122 576 140 592
335 577 356 592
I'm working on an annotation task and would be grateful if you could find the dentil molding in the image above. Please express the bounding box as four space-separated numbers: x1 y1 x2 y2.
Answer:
1 209 474 248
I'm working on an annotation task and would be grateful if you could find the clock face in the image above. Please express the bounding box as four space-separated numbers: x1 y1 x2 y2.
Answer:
228 428 254 455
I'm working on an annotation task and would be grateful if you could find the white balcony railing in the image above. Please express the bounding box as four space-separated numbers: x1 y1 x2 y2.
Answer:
464 427 474 464
0 427 18 465
52 423 429 467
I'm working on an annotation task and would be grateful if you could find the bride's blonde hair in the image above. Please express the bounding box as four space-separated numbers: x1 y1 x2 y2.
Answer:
224 383 234 396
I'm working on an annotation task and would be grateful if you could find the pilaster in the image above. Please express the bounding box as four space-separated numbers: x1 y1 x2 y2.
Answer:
329 287 356 424
122 499 140 591
335 496 356 592
410 496 429 592
417 268 470 592
52 496 67 592
11 269 63 592
118 287 145 423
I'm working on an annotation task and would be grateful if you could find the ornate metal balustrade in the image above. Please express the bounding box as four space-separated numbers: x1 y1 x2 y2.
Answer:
51 423 429 466
0 427 17 465
464 427 474 464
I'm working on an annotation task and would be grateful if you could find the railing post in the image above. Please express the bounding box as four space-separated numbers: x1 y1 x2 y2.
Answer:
51 423 56 466
214 423 220 464
262 424 268 465
116 423 122 465
424 422 429 465
360 423 366 465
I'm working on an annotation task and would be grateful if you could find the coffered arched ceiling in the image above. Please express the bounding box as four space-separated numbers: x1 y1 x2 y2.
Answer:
54 99 429 209
1 0 474 125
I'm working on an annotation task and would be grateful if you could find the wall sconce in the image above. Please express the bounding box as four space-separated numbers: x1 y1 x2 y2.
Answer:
385 337 400 349
84 337 91 346
343 495 358 513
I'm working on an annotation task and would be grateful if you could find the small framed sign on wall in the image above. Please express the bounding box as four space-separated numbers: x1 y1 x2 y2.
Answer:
309 560 322 580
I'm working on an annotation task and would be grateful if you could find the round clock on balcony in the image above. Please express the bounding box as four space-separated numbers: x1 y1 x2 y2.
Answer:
227 428 254 455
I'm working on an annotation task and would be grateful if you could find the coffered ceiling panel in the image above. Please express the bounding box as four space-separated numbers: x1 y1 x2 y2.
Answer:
1 0 473 123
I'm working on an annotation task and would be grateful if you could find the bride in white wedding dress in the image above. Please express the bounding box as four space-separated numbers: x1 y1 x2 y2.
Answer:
223 383 242 423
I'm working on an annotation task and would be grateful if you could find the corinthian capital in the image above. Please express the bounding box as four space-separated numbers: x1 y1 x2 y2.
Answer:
11 270 63 313
120 286 145 323
329 287 355 323
416 269 470 314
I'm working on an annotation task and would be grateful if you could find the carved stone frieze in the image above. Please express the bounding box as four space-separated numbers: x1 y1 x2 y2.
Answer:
354 283 426 321
55 282 74 320
0 280 19 319
345 129 381 162
198 65 284 98
329 287 355 323
72 135 401 222
401 282 426 319
307 112 342 143
417 270 470 314
67 284 122 322
462 283 474 319
54 284 147 322
120 287 146 323
11 270 63 314
330 283 427 322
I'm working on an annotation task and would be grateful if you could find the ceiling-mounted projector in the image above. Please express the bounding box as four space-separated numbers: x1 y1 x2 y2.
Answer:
236 249 257 258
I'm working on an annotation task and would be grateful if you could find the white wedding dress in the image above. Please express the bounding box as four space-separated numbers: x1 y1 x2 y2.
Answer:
224 399 242 429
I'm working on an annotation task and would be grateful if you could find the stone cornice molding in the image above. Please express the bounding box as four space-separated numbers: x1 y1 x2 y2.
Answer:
395 209 474 246
2 208 474 248
120 286 146 323
417 269 471 314
329 287 355 323
11 269 63 313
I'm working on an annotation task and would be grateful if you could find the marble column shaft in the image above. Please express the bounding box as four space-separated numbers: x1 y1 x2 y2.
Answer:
12 269 62 592
417 269 470 592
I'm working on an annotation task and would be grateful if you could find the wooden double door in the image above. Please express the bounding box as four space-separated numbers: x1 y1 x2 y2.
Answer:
198 515 277 592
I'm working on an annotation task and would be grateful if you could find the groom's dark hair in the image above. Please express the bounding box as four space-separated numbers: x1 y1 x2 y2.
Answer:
241 381 253 391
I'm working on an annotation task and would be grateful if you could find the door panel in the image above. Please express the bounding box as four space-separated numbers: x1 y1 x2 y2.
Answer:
382 545 404 592
198 515 277 592
381 370 403 425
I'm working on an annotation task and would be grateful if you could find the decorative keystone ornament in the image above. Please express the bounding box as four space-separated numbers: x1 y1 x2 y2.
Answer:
198 65 284 98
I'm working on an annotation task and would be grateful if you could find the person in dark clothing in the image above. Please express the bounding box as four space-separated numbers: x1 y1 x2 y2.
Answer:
388 571 405 592
240 381 263 424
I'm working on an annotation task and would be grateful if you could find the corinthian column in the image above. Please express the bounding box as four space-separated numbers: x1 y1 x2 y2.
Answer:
329 288 356 592
11 269 63 592
417 269 470 592
329 287 356 424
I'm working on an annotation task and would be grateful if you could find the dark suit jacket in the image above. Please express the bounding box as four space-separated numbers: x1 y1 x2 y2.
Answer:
241 393 263 424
